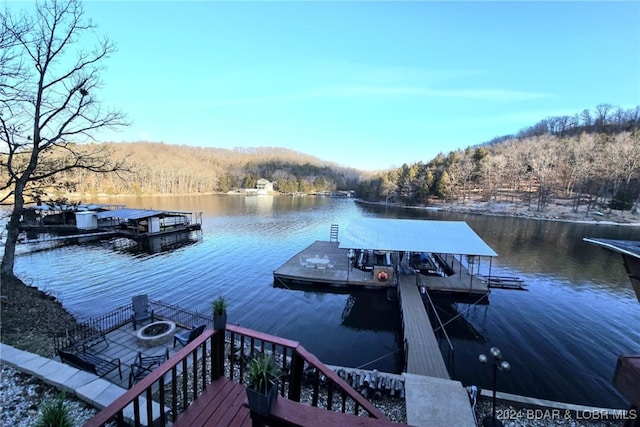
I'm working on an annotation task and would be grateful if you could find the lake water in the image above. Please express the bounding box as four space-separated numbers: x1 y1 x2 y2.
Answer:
11 195 640 409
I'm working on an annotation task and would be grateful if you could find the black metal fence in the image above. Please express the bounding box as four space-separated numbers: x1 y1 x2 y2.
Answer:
53 299 214 352
149 300 213 329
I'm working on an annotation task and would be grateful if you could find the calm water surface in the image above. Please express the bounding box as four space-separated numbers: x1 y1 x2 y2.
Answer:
12 195 640 408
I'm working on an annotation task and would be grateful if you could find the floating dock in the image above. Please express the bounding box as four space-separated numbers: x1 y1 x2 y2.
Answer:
415 254 489 295
478 275 528 290
273 241 377 288
19 206 202 244
273 219 495 427
273 240 489 296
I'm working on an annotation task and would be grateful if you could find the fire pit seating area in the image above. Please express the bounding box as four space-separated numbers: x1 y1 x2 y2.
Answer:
135 320 177 347
173 324 206 348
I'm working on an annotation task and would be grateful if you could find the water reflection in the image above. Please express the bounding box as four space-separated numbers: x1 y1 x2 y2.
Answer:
340 292 401 333
111 231 203 255
431 297 488 342
273 282 401 333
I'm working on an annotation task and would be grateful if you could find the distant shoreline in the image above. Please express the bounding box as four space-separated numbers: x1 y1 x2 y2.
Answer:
13 192 640 227
358 198 640 227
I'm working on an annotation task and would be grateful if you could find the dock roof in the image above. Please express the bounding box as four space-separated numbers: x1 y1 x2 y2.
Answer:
584 238 640 303
96 208 170 221
338 218 498 256
583 238 640 259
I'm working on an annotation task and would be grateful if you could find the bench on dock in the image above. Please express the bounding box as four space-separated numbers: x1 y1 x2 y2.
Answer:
57 349 122 379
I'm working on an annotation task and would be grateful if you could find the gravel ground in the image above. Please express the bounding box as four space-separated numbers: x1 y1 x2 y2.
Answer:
0 365 98 426
1 276 95 425
474 396 633 427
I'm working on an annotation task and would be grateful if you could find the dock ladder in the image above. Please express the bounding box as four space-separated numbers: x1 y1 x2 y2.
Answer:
330 224 339 242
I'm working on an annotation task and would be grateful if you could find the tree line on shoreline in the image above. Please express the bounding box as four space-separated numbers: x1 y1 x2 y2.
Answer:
57 143 362 196
356 105 640 215
7 105 639 217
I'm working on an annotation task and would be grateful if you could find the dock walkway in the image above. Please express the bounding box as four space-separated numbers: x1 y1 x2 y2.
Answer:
398 278 449 379
398 278 478 426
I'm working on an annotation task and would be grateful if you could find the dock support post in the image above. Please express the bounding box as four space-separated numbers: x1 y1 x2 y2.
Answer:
488 257 493 286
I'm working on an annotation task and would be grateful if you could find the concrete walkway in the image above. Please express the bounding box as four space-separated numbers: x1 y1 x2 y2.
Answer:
404 373 477 427
0 343 161 425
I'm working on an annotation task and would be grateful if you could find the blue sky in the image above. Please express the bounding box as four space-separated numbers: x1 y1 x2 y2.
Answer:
9 1 640 171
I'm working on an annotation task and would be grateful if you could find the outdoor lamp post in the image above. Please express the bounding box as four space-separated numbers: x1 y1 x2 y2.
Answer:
479 347 511 427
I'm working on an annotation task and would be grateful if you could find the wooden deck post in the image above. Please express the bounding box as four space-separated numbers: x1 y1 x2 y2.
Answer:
212 330 225 380
288 351 304 402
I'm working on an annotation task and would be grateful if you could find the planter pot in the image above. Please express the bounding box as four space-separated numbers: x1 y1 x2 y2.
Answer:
213 314 227 330
246 383 278 416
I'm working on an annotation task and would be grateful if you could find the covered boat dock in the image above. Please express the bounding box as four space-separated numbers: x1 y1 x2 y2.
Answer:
273 218 498 297
274 218 491 425
95 208 202 239
17 205 202 245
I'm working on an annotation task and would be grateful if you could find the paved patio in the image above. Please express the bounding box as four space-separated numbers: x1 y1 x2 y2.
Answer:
63 320 193 389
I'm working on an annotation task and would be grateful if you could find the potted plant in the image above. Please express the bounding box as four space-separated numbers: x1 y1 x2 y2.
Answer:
245 353 281 416
211 296 227 330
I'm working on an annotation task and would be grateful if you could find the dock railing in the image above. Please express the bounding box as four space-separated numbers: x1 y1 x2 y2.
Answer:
417 276 455 376
85 323 388 426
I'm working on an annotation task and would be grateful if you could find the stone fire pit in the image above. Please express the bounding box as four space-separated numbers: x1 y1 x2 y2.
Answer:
136 321 176 347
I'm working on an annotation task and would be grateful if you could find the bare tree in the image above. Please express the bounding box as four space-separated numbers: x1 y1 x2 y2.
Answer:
580 109 592 127
1 0 128 281
1 10 27 104
595 103 613 125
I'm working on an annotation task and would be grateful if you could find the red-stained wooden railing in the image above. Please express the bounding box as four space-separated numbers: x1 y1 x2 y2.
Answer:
86 324 387 426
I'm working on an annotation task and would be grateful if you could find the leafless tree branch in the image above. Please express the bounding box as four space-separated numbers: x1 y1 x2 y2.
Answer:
1 0 129 280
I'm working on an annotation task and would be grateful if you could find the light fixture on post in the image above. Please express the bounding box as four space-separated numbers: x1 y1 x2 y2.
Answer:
479 347 510 427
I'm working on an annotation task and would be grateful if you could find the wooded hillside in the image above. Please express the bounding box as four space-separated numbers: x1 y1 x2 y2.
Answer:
4 104 638 214
48 142 362 196
356 105 640 214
